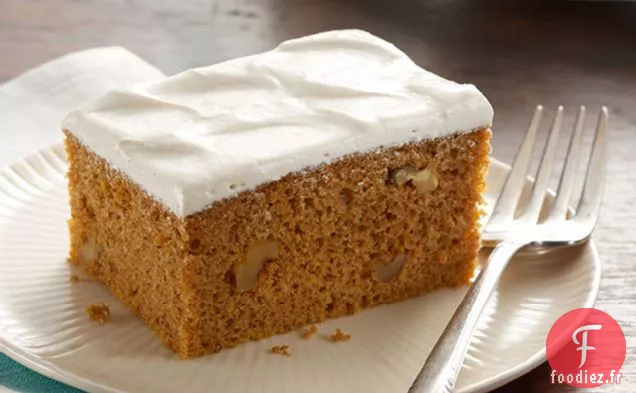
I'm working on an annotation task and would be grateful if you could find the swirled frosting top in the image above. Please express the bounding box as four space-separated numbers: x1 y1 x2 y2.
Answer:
63 30 493 216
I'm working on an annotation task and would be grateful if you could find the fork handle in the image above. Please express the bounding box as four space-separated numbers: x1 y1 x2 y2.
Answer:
408 240 528 393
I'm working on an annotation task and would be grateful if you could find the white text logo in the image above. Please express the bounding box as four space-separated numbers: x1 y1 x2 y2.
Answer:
572 324 602 368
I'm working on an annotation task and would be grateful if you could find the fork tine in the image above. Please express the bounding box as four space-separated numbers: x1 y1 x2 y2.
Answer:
487 105 543 226
521 106 564 223
546 106 586 221
575 107 608 225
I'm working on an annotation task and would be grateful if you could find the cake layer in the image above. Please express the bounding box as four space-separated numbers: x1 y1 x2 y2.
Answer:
65 128 490 358
63 29 493 216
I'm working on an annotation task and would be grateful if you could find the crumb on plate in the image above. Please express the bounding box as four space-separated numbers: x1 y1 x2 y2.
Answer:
301 325 317 339
87 303 110 324
330 328 351 342
271 344 291 356
70 274 80 283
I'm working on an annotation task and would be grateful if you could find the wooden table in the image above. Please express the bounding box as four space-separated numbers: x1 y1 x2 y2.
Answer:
1 0 634 391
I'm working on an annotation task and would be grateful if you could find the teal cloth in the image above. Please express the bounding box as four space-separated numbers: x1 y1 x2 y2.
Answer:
0 354 82 392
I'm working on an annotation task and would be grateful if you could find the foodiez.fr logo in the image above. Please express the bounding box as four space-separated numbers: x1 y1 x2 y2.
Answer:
546 308 626 388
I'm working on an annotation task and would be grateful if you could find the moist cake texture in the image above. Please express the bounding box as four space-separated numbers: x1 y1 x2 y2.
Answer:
63 29 493 358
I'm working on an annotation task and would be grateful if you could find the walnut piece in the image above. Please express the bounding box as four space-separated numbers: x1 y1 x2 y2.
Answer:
392 166 439 193
372 253 406 282
234 240 279 292
392 166 418 186
411 168 439 193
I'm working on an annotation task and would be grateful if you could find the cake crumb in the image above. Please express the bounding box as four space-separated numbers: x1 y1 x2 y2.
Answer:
301 325 317 339
86 303 110 324
330 328 351 342
69 274 80 283
270 344 291 356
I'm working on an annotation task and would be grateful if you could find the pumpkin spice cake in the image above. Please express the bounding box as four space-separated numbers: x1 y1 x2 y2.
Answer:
63 29 493 358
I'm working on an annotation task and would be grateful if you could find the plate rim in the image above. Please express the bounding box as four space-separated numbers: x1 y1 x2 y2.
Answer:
0 144 603 393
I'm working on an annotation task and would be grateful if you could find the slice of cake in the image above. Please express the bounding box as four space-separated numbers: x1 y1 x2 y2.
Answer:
63 29 493 358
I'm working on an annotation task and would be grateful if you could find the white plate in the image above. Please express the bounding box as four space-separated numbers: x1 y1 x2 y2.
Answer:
0 145 601 393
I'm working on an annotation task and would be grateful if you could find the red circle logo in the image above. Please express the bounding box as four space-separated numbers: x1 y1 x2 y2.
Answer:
546 308 626 388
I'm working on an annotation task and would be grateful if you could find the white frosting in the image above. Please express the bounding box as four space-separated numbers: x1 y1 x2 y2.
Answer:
63 30 493 217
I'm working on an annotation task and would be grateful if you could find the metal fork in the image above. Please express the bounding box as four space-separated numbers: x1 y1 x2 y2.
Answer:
408 105 608 393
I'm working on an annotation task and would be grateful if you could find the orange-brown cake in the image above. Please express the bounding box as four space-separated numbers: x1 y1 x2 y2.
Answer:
63 30 493 358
